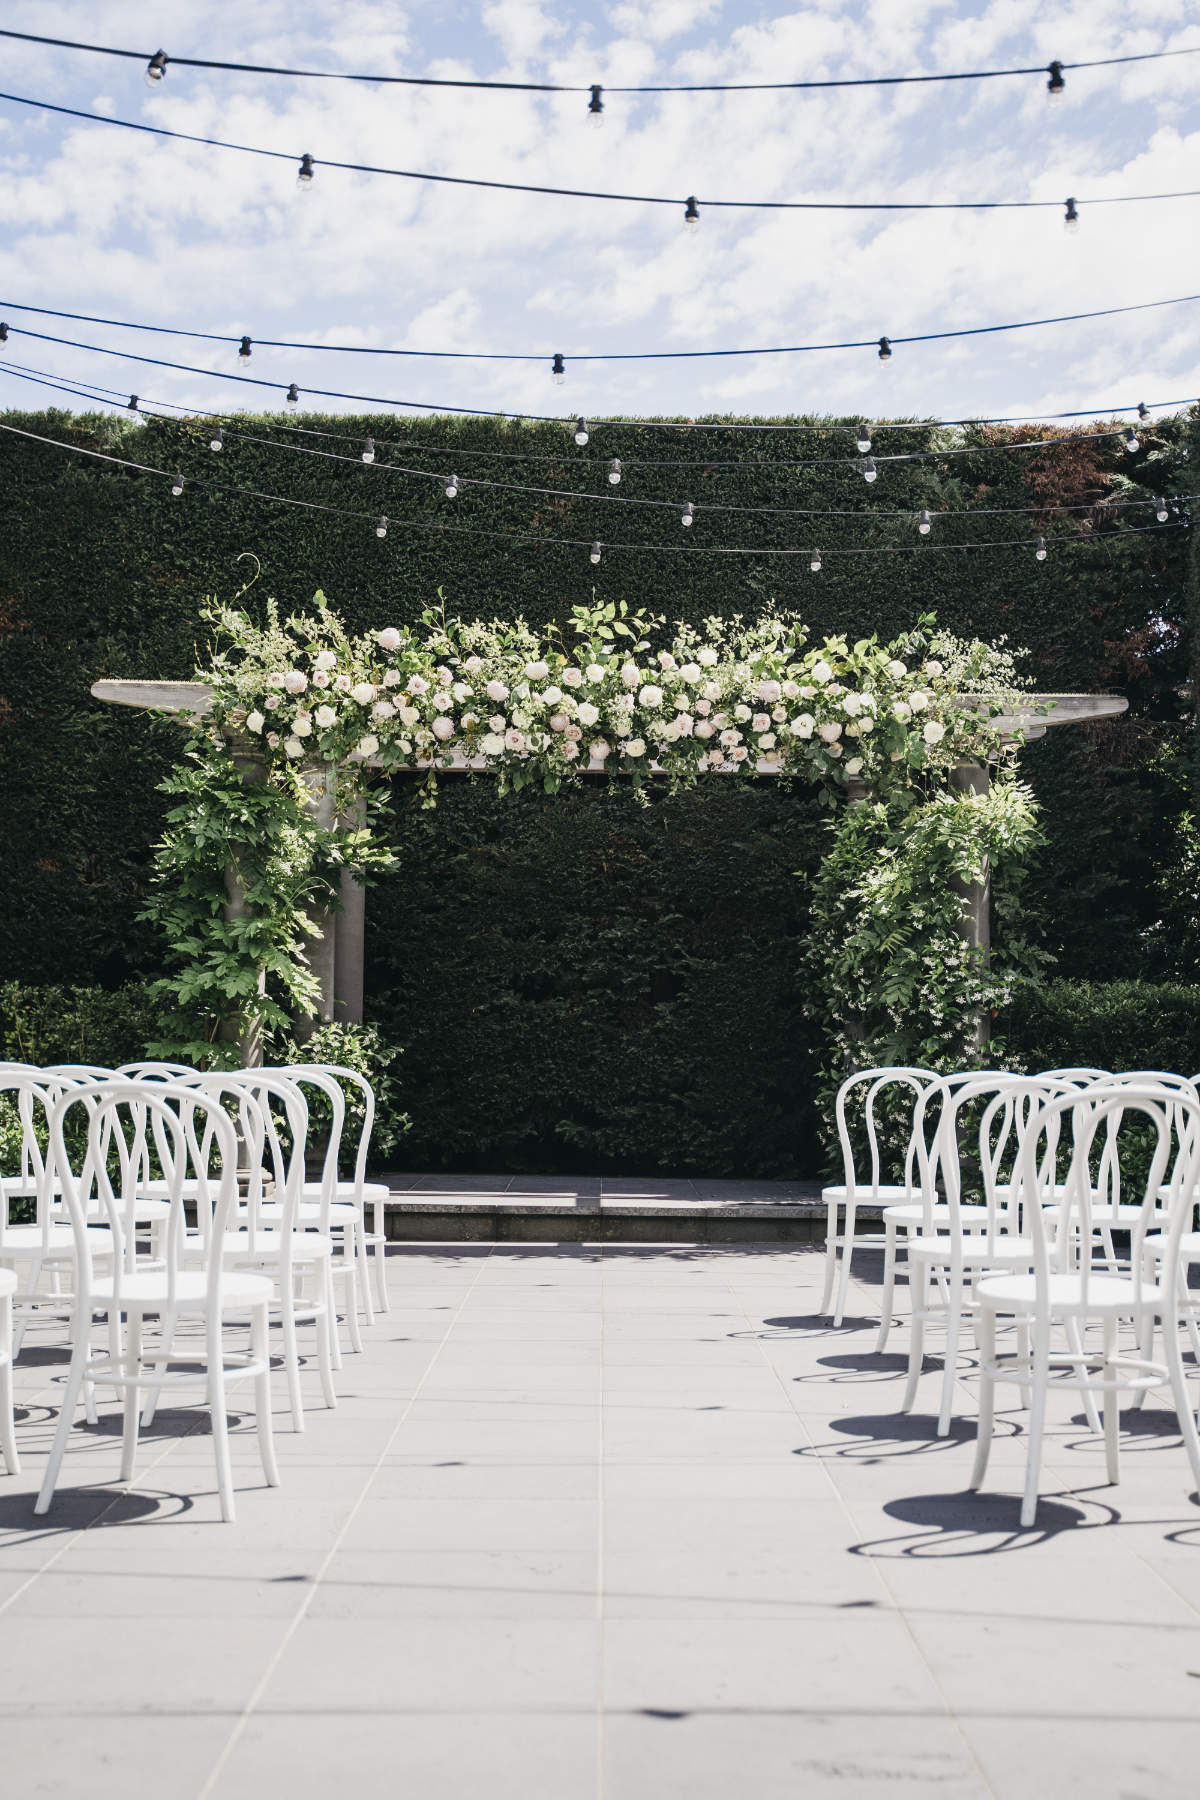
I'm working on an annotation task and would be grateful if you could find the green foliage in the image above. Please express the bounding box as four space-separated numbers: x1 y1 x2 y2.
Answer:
280 1020 410 1161
1003 978 1200 1075
0 979 158 1067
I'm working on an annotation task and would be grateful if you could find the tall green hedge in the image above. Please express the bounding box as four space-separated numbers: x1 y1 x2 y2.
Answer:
0 404 1194 1171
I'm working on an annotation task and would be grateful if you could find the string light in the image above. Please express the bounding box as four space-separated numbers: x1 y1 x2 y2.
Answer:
810 548 822 572
855 425 871 453
918 508 932 534
1155 496 1169 521
551 353 566 385
170 472 184 496
608 458 622 485
1064 197 1079 232
590 541 602 564
862 456 878 483
297 153 315 192
681 500 694 527
1035 536 1048 560
238 335 252 364
1046 60 1065 99
1138 401 1149 420
588 85 603 127
444 473 459 498
684 196 700 232
144 49 168 87
127 394 139 411
877 336 892 361
1124 426 1139 452
574 418 589 446
209 425 224 451
285 384 300 407
375 515 388 538
0 324 7 343
361 436 376 463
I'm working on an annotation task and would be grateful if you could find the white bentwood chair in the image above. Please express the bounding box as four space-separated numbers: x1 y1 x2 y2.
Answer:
35 1079 279 1522
970 1083 1200 1529
0 1265 19 1476
286 1062 392 1319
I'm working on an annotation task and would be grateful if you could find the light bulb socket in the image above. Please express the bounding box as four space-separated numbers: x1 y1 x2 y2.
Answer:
1046 60 1065 98
608 458 622 485
1035 536 1048 560
238 335 252 363
588 84 604 123
877 336 892 361
376 516 388 538
1138 401 1149 421
0 323 10 343
285 384 300 407
210 426 224 451
574 418 589 445
855 427 871 453
862 456 877 481
145 49 169 85
551 352 566 384
1064 196 1079 230
297 153 315 189
128 395 139 412
362 436 376 463
683 196 700 231
590 541 602 564
918 509 932 534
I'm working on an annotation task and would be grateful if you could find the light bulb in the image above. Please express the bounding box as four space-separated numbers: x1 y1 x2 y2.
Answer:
1124 428 1139 453
128 394 139 413
684 196 700 232
238 336 252 364
590 541 602 564
681 500 694 527
286 384 300 408
551 352 566 385
918 509 932 535
445 474 459 498
376 516 388 539
210 426 224 452
877 336 892 362
1138 401 1149 420
588 85 604 128
297 153 315 192
1155 497 1169 522
810 549 822 573
1035 536 1048 561
1046 60 1065 100
574 417 589 446
145 49 168 87
862 456 877 483
0 323 8 343
171 473 185 497
608 458 622 485
1064 197 1079 232
362 437 376 464
855 426 871 453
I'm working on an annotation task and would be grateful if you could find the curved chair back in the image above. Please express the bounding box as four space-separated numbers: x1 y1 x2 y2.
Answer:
833 1067 941 1202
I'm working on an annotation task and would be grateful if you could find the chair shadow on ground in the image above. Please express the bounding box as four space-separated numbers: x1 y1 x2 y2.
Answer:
0 1485 193 1537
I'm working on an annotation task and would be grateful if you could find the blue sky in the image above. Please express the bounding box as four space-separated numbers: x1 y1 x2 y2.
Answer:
0 0 1197 429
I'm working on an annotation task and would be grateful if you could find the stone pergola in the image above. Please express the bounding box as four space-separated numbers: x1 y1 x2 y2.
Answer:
93 677 1127 1056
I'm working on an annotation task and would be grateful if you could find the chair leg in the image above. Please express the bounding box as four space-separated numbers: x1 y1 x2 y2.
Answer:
901 1262 929 1414
341 1256 363 1356
252 1303 279 1489
34 1328 91 1514
207 1316 235 1524
118 1312 142 1485
315 1285 338 1412
874 1222 898 1354
0 1295 20 1477
970 1305 997 1490
818 1200 839 1317
1101 1313 1120 1487
141 1302 177 1429
1065 1316 1102 1434
832 1203 857 1328
373 1201 390 1314
324 1262 343 1372
279 1288 305 1434
1019 1317 1052 1530
356 1218 375 1328
1163 1302 1200 1497
937 1272 963 1438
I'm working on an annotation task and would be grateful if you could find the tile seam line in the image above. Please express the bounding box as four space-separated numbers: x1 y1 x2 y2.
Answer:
193 1242 500 1800
740 1250 1000 1800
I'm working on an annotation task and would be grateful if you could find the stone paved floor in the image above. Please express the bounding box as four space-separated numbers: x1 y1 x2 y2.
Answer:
3 1241 1200 1797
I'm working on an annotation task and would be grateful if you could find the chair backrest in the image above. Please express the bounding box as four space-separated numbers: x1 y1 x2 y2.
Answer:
833 1067 941 1199
48 1079 243 1310
927 1073 1072 1245
258 1066 346 1213
285 1062 376 1197
116 1061 203 1081
0 1072 58 1245
191 1070 310 1251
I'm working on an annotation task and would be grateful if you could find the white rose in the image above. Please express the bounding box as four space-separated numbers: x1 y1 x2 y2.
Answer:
752 712 770 732
314 705 337 729
909 691 928 713
505 729 526 751
351 682 376 706
754 679 782 704
407 674 429 695
811 661 833 685
284 670 308 694
799 685 816 699
562 740 580 760
585 663 605 683
842 693 862 717
680 662 701 683
923 719 946 745
859 716 874 734
698 646 719 667
452 681 473 703
436 666 452 686
712 713 729 728
486 679 509 703
781 680 799 700
292 714 313 738
284 736 304 759
772 704 787 722
658 719 681 743
357 734 380 757
376 629 401 651
624 738 646 757
845 722 860 738
432 716 455 741
461 712 478 729
818 721 842 743
576 701 600 727
734 705 751 723
720 728 741 747
657 650 677 670
589 740 611 761
694 721 714 739
564 724 582 741
925 659 944 677
488 713 506 732
524 660 549 681
757 732 777 749
334 673 352 693
267 671 287 689
695 699 712 717
703 682 721 702
246 710 264 734
382 669 402 687
463 655 483 674
541 685 563 707
266 732 280 749
639 684 663 709
433 691 454 713
827 740 843 757
311 669 332 689
480 733 504 756
549 712 569 732
399 705 420 728
675 714 694 736
892 700 912 722
264 694 280 711
844 756 864 775
562 667 584 688
314 650 338 671
620 662 640 688
372 699 395 720
887 660 908 679
511 708 530 729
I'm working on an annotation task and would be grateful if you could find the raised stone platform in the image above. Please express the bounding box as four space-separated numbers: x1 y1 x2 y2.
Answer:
374 1174 836 1241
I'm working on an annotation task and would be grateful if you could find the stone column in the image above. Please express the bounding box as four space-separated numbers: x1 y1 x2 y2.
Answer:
294 767 338 1040
334 796 366 1025
222 747 268 1068
949 759 991 1050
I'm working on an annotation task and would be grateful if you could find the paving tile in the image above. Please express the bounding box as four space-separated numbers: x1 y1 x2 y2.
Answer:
960 1715 1200 1800
310 1547 598 1618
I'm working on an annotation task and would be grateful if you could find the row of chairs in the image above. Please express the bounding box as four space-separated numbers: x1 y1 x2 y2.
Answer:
820 1067 1200 1527
0 1059 392 1520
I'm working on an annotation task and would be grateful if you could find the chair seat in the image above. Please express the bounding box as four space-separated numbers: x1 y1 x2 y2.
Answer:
908 1233 1034 1265
0 1266 17 1298
1045 1204 1169 1229
184 1231 333 1264
977 1271 1162 1314
1146 1231 1200 1258
882 1202 988 1227
822 1184 914 1202
88 1270 273 1310
0 1224 113 1258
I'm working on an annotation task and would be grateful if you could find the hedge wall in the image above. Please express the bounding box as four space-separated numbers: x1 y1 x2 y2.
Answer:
0 405 1194 1171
